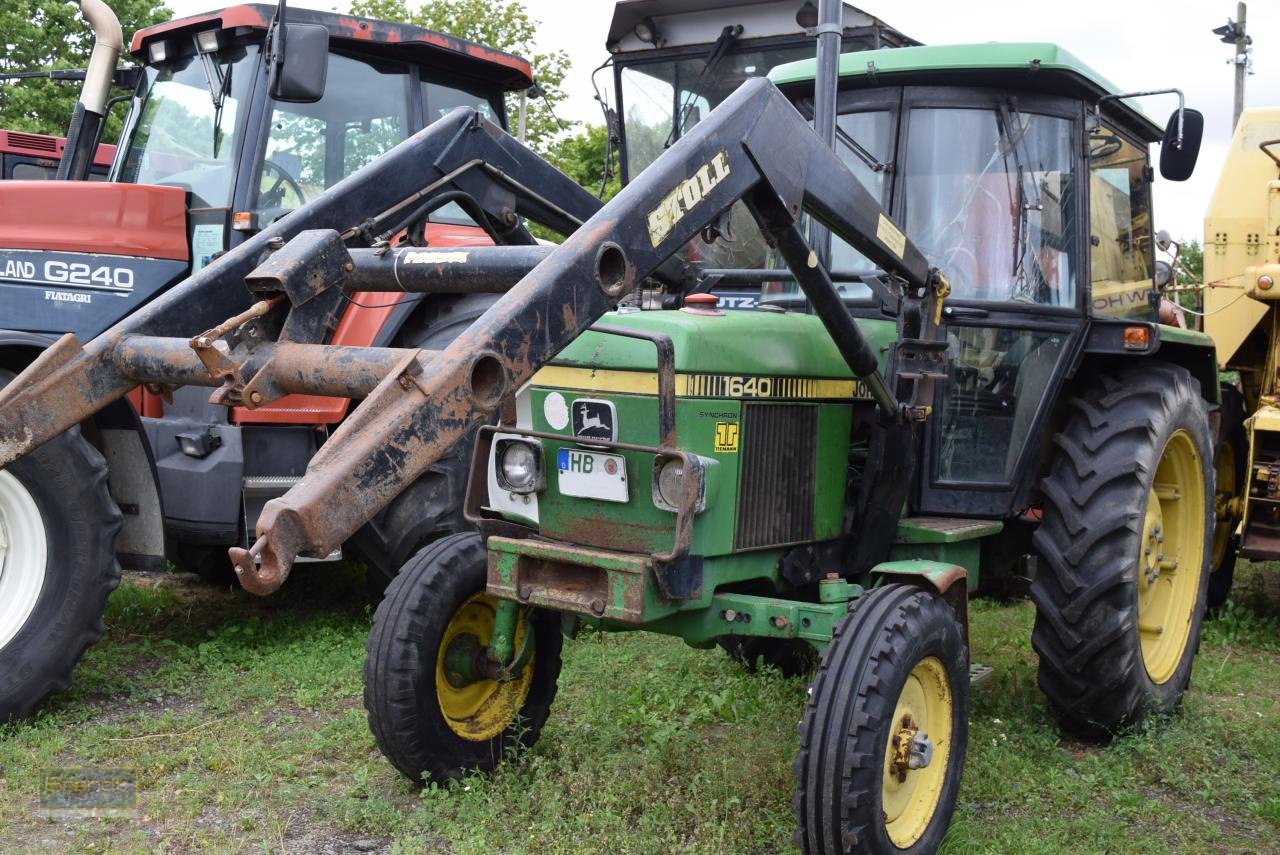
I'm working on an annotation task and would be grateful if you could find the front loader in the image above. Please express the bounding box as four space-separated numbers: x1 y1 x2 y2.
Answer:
0 1 605 723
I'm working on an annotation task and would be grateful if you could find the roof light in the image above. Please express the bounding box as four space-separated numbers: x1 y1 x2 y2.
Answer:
633 17 661 46
147 39 170 64
195 29 222 54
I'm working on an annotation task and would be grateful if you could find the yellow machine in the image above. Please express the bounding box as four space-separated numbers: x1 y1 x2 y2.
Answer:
1202 107 1280 605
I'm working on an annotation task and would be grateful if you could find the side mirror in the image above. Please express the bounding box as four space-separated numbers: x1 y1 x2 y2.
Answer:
267 22 327 104
1159 108 1203 182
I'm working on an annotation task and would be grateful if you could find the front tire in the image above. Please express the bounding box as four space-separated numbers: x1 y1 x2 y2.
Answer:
1032 364 1212 736
364 533 562 783
0 423 122 722
794 584 968 854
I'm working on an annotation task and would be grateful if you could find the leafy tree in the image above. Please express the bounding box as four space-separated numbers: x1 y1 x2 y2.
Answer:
1177 238 1204 286
544 124 619 201
0 0 170 143
348 0 571 153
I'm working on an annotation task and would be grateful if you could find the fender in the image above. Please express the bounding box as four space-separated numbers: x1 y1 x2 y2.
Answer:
868 559 970 663
0 331 166 569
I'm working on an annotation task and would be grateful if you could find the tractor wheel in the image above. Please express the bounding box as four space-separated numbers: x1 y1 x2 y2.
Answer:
0 416 122 722
794 584 968 854
363 532 562 783
1207 386 1246 611
1031 364 1212 737
717 636 818 677
349 294 500 592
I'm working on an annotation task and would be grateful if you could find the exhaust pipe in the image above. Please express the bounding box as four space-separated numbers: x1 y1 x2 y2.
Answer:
56 0 123 181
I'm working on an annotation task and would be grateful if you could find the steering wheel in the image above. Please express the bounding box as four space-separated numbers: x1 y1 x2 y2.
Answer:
260 158 306 208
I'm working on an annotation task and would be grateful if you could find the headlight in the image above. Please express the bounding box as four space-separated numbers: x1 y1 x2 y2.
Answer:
652 455 706 513
497 439 542 493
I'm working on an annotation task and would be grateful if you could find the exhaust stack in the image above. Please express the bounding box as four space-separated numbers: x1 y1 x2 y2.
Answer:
57 0 123 181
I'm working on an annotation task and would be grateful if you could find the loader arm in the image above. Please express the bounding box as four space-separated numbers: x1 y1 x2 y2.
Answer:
0 107 603 463
232 77 949 591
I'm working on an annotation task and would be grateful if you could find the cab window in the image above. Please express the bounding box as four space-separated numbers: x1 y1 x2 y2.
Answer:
256 52 410 213
1088 127 1155 319
901 106 1077 308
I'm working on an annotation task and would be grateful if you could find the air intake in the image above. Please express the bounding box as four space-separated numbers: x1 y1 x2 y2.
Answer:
735 403 817 550
5 132 59 153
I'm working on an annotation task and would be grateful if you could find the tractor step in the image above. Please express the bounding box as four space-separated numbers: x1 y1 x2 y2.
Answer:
895 516 1004 544
969 662 994 686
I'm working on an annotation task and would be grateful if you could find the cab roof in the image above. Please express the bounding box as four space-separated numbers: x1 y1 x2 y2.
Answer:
770 42 1165 141
130 4 534 90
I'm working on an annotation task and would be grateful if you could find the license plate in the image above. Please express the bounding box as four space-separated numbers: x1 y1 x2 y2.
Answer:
557 448 628 503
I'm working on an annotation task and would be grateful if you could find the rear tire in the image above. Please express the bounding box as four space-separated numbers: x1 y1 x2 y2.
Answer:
1031 364 1212 736
364 533 562 783
348 295 500 590
793 584 968 854
0 419 122 722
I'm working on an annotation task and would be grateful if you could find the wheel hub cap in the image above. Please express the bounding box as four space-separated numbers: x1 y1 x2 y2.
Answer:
434 592 535 741
882 656 953 848
1136 430 1204 685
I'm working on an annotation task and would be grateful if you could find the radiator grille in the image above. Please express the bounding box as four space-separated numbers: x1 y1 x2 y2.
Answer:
735 403 817 549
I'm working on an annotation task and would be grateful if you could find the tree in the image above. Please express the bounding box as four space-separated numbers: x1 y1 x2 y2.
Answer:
0 0 171 143
544 124 619 202
348 0 571 153
1176 238 1204 286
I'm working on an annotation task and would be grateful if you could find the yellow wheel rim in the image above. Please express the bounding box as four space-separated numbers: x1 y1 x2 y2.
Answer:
1137 429 1205 685
1210 438 1237 570
882 656 953 849
434 593 534 742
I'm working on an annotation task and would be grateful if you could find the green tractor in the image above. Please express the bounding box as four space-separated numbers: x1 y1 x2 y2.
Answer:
363 42 1214 851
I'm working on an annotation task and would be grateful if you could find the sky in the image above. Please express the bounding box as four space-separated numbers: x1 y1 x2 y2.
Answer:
162 0 1280 242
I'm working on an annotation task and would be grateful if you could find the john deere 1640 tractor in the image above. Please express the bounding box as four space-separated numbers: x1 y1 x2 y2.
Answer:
0 8 1215 852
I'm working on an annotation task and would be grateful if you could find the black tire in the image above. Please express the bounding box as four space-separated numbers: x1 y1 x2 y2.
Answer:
717 636 818 678
1031 364 1213 737
0 422 122 722
794 584 969 854
364 532 562 783
348 294 501 590
1207 386 1246 611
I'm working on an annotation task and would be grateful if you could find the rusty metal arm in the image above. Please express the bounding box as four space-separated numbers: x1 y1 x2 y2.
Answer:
235 77 944 594
0 108 603 467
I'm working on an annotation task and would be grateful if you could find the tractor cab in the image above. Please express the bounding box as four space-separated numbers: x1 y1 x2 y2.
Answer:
117 4 534 270
767 43 1202 514
605 0 914 301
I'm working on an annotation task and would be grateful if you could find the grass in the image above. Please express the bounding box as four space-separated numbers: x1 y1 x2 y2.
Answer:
1 561 1279 854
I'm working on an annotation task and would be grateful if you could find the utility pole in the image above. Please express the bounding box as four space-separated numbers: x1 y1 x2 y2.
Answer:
1213 2 1252 132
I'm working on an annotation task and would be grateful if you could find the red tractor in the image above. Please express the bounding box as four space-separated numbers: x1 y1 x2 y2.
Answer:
0 1 602 722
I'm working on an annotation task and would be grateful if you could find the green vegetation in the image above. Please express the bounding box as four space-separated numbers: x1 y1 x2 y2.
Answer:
0 0 170 142
347 0 571 154
1 562 1277 853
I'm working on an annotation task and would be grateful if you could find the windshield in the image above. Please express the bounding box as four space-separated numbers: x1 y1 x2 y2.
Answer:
619 42 833 271
118 45 258 208
901 106 1077 307
620 42 823 179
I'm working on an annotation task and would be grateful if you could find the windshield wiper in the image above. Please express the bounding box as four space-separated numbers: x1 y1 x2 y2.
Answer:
834 123 890 174
664 24 742 148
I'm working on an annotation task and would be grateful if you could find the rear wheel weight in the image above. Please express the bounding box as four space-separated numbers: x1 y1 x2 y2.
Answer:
363 532 562 783
1031 364 1213 736
793 584 968 854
